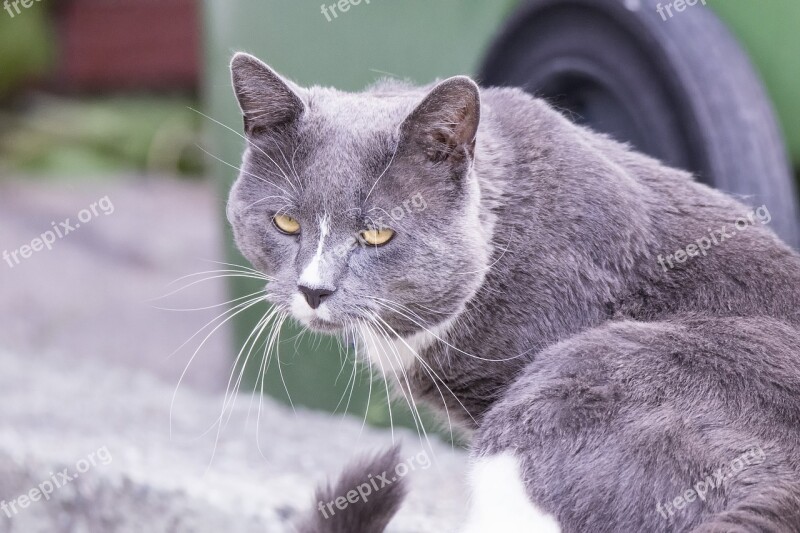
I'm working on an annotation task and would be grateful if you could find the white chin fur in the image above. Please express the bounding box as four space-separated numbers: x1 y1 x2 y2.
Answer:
355 319 451 373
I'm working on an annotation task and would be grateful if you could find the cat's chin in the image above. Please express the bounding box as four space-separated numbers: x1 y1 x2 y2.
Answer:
299 317 343 335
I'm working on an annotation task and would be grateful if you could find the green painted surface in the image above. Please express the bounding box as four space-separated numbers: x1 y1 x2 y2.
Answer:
203 0 799 423
710 1 800 167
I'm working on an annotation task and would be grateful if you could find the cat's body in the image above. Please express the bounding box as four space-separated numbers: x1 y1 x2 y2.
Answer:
227 53 800 532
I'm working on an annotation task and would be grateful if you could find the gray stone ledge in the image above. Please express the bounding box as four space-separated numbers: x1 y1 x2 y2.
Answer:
0 352 467 533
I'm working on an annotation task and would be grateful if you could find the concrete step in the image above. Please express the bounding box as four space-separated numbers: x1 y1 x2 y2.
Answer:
0 351 467 533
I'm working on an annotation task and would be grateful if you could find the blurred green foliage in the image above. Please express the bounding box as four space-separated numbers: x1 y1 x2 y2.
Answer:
0 2 52 100
0 4 204 178
0 96 207 177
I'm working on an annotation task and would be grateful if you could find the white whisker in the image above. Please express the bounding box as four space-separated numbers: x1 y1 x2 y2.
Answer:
157 272 270 300
368 312 432 453
153 290 266 313
206 305 283 474
370 311 471 443
368 296 533 363
188 106 299 194
364 138 400 202
195 144 295 198
275 314 297 414
169 294 268 440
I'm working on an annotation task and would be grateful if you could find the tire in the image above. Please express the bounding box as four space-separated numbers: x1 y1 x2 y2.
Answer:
479 0 800 249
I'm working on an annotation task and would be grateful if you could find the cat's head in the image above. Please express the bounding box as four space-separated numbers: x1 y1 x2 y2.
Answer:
227 53 491 338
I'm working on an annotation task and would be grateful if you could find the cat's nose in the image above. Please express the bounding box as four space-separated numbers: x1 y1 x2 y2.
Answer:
298 285 335 309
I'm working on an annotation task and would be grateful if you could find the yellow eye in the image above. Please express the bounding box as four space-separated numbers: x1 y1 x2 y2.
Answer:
360 228 395 246
273 214 300 235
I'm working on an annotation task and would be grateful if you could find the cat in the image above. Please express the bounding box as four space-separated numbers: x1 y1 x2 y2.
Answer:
226 52 800 532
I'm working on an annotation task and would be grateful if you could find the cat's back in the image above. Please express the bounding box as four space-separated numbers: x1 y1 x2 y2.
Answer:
474 84 800 327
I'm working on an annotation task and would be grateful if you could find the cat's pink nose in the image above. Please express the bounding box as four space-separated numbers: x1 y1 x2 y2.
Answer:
298 285 335 309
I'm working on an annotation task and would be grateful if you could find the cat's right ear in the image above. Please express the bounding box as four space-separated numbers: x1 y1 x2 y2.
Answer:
399 76 480 171
230 53 306 136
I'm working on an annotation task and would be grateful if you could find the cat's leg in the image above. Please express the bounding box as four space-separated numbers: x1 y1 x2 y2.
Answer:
468 317 800 533
460 451 561 533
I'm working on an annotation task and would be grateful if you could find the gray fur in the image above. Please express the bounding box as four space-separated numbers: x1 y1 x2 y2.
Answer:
294 446 407 533
227 53 800 532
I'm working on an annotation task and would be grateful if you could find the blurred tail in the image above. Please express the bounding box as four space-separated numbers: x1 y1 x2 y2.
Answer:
294 445 408 533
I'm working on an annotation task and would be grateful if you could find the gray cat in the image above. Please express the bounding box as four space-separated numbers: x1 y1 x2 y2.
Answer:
226 52 800 532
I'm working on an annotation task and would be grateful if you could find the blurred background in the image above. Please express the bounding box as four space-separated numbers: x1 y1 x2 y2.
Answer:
0 0 799 530
0 0 225 392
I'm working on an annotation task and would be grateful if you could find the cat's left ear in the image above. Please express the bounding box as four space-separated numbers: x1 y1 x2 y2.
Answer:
400 76 480 168
230 53 307 136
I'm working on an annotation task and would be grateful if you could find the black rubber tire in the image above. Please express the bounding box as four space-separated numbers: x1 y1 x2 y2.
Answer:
479 0 800 249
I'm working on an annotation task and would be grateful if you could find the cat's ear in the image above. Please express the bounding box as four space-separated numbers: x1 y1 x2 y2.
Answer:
400 76 480 167
230 53 306 136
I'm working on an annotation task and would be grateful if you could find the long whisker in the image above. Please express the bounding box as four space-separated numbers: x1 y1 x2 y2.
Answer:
256 311 288 461
242 195 293 212
169 293 267 439
333 322 359 416
368 312 433 454
190 307 285 448
164 293 266 362
205 305 281 474
195 144 296 199
289 138 305 187
188 106 299 194
370 311 470 439
364 205 395 221
359 322 395 443
165 268 270 288
359 292 452 317
355 318 375 438
332 324 354 388
199 259 267 277
451 232 513 276
364 137 400 202
221 304 284 431
152 290 266 312
368 296 534 362
363 338 376 436
268 137 303 192
340 322 361 417
157 272 269 300
364 317 419 428
275 314 297 414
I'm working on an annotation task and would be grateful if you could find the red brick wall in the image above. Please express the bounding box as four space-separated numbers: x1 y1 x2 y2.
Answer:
55 0 200 92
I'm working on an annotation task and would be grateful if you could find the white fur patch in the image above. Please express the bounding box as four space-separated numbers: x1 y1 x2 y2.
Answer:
461 452 561 533
290 291 333 325
356 323 439 373
290 292 316 325
298 214 330 287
